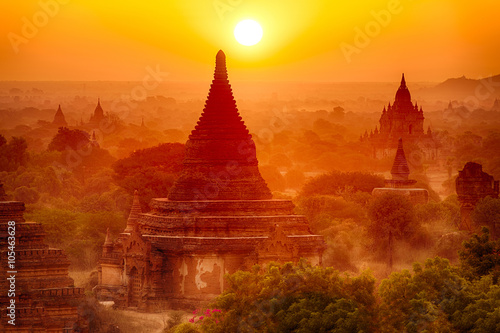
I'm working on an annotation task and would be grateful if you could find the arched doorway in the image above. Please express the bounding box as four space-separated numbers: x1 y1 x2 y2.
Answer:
128 267 141 307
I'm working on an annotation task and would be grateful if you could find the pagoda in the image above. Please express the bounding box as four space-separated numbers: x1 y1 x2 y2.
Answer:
372 138 428 205
366 74 437 159
52 104 68 127
0 185 85 331
96 50 326 309
89 98 105 126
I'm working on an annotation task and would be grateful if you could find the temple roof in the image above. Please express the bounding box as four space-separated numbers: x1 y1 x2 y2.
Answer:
90 98 105 124
168 50 271 201
53 104 68 126
390 138 410 180
394 73 412 108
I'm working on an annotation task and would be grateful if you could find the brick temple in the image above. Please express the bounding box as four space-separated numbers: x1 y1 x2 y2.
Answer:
364 74 438 159
0 184 85 332
456 162 499 235
95 50 326 309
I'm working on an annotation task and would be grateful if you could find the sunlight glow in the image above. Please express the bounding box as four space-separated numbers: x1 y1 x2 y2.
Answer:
234 20 263 46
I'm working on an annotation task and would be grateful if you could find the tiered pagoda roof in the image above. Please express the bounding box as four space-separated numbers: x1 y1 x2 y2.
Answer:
168 50 271 201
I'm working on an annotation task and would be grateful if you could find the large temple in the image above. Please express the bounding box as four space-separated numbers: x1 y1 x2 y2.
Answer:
0 184 86 332
365 74 437 158
96 50 326 309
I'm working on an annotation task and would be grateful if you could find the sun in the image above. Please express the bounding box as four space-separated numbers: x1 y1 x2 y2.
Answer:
234 20 263 46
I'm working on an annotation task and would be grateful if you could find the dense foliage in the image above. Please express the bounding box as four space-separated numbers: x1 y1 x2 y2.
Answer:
300 170 385 197
112 142 184 207
172 229 500 332
199 260 377 333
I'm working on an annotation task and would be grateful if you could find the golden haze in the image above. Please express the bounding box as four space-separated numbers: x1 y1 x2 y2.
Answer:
1 0 499 81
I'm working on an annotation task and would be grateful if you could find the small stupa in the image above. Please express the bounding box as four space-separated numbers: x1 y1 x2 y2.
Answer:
372 138 428 204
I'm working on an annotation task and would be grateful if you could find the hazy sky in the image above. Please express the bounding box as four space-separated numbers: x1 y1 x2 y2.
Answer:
2 0 499 82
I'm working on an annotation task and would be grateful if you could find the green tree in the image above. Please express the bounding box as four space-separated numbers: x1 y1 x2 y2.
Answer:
471 196 500 239
368 193 416 268
203 260 376 333
0 136 28 171
300 170 384 197
459 227 500 281
379 255 500 333
379 257 463 332
113 143 184 206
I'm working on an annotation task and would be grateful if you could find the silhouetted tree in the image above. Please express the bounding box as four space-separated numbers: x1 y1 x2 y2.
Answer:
301 170 384 197
201 260 376 333
471 197 500 240
0 135 28 171
113 143 184 207
48 127 90 151
459 227 500 281
368 192 416 268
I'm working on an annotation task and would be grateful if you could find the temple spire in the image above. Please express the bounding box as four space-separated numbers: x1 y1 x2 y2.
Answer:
390 138 410 181
400 73 406 88
53 104 68 126
167 50 271 201
124 190 142 233
104 228 112 246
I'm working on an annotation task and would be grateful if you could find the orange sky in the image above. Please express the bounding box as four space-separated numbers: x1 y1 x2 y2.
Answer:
1 0 499 82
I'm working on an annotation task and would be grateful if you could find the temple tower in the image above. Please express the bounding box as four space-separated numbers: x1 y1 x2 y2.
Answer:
168 50 271 201
96 51 325 309
372 138 428 205
52 104 68 127
89 98 105 126
367 74 437 160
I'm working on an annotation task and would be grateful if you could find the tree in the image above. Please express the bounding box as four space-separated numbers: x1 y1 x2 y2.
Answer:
368 192 416 268
459 227 500 281
113 143 184 207
300 170 384 197
471 196 500 240
200 260 377 333
379 255 500 333
379 257 463 332
0 136 28 171
48 127 90 151
14 186 39 204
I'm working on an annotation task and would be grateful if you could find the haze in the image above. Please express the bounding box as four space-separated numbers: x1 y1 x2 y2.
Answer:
2 0 499 82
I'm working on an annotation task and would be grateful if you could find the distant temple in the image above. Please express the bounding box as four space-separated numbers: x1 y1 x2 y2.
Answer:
456 162 499 235
52 104 68 127
0 185 86 331
372 138 428 205
365 74 437 159
89 98 106 126
95 50 326 309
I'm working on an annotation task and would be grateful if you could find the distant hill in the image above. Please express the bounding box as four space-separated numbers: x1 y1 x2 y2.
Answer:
418 74 500 103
